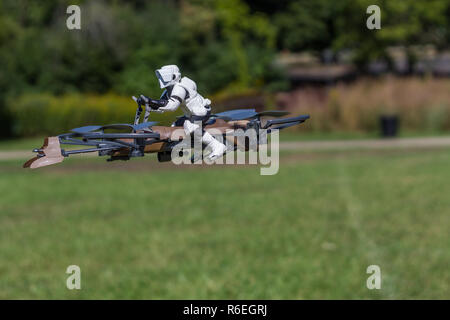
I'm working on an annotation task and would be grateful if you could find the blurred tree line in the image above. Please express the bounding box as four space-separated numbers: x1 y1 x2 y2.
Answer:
0 0 449 137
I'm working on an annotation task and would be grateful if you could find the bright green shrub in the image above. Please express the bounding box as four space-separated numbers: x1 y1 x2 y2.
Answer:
7 93 181 137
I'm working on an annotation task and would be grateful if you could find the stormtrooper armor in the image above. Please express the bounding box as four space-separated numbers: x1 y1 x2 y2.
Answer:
143 65 226 161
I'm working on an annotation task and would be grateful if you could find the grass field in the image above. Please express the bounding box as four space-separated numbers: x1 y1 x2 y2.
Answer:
0 147 449 299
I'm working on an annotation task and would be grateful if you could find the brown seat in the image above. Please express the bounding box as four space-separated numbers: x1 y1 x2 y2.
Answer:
152 119 238 141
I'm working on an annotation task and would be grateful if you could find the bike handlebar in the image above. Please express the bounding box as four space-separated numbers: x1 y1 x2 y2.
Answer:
132 95 160 110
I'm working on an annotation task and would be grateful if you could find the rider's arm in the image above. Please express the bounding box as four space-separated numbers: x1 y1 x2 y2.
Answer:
158 85 186 112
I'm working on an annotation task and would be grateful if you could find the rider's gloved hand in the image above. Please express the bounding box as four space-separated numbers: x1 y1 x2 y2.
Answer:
139 95 166 110
136 95 148 106
138 95 149 105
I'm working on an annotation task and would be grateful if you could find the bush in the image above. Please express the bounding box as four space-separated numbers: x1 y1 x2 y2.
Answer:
7 93 181 137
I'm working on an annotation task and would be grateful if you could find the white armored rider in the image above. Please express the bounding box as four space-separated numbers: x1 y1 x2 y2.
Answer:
140 65 226 161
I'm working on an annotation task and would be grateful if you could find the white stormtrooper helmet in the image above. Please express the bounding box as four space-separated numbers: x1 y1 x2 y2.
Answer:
155 65 181 88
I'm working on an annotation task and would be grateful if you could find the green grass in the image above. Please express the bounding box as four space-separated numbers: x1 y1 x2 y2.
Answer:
0 149 449 299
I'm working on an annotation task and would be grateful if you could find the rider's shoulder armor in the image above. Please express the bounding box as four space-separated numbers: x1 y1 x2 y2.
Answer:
176 77 197 100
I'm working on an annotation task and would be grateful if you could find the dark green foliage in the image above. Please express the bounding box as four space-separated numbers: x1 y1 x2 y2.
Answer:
1 0 449 137
0 0 282 137
274 0 344 52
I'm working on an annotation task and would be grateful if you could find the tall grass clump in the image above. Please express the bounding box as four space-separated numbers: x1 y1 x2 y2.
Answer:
281 77 450 134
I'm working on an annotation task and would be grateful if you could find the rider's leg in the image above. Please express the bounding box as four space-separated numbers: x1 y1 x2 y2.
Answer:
183 120 226 160
202 131 226 160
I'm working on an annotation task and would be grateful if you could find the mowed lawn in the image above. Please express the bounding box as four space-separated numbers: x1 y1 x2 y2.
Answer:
0 149 449 299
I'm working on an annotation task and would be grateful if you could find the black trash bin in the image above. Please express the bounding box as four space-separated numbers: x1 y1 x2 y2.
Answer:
380 115 399 138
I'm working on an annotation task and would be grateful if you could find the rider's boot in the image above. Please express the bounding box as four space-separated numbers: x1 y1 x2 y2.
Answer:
202 131 226 161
